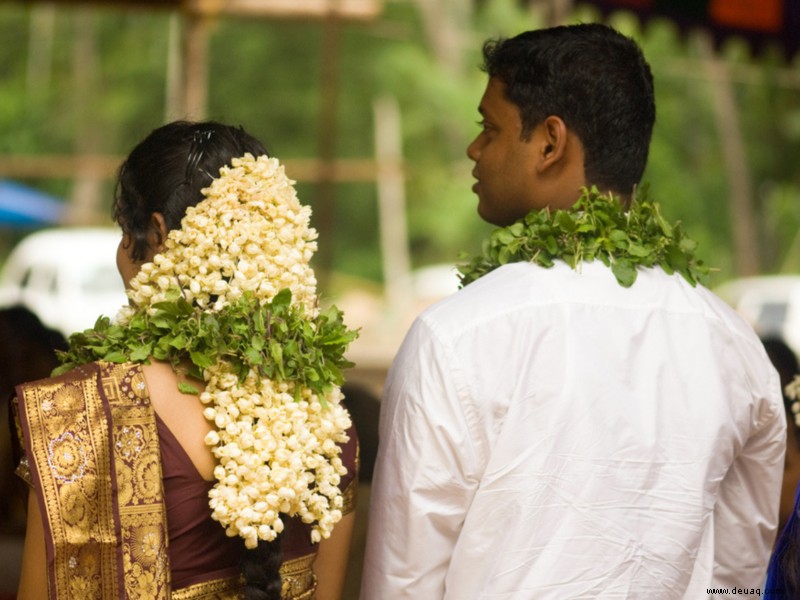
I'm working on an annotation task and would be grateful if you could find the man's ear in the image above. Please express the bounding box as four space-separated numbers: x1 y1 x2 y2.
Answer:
149 212 168 253
536 115 569 173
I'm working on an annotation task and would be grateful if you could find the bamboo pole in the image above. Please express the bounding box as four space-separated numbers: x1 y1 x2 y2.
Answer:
26 3 56 101
164 13 184 121
182 11 212 119
698 33 760 276
313 4 342 290
373 95 411 315
0 155 386 182
66 9 104 225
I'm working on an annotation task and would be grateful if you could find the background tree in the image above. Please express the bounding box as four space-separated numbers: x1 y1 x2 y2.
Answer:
0 0 799 293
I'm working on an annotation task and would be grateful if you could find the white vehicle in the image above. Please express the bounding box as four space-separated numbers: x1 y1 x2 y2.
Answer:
714 275 800 355
0 228 129 337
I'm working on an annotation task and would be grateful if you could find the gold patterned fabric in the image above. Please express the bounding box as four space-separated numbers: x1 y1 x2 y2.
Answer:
15 360 356 599
171 575 244 599
341 477 357 516
167 554 317 600
280 554 317 600
16 362 170 599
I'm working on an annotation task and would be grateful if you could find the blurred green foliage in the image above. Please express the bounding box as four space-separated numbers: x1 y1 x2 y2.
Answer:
0 0 799 292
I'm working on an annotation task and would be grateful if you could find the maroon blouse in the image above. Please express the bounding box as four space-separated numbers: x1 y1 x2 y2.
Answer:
155 411 359 590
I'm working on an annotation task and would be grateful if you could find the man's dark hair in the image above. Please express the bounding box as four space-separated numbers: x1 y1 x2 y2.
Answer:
482 23 655 196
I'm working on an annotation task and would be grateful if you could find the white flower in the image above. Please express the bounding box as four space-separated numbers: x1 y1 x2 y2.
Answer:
110 153 351 548
203 370 351 542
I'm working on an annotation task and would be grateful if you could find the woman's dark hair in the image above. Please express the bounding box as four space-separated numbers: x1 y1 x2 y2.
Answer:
762 336 800 447
114 120 268 261
482 23 656 197
115 120 282 598
241 538 283 600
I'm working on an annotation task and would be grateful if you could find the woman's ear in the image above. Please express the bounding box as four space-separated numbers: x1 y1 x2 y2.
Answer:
148 212 168 255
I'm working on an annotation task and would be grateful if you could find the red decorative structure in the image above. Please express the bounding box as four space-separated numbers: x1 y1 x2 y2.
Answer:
581 0 800 58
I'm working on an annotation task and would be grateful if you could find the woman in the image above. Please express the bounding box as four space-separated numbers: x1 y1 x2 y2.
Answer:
13 121 359 599
766 371 800 599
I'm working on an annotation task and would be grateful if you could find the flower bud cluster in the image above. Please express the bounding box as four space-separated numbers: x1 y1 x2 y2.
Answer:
115 153 351 548
121 154 318 318
203 364 351 548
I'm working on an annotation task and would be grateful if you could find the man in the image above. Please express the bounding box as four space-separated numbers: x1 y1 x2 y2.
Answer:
360 23 786 599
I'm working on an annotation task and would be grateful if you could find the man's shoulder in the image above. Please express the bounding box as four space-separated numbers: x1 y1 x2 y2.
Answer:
414 261 610 337
422 260 668 314
418 260 748 335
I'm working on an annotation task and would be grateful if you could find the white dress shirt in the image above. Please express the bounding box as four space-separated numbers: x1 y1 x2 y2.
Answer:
361 261 786 600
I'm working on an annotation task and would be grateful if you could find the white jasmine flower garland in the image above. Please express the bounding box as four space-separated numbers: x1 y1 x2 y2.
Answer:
119 154 318 320
56 154 357 548
203 366 350 546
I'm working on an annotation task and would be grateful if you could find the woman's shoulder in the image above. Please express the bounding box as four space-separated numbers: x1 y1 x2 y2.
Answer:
16 361 142 398
17 360 103 391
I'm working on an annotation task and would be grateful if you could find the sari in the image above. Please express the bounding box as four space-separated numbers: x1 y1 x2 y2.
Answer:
14 361 358 599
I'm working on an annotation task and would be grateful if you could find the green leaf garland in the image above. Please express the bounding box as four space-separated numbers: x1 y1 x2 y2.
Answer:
54 288 358 403
458 186 710 288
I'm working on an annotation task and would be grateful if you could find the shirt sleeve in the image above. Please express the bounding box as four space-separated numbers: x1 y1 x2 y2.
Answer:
711 366 786 597
360 317 480 599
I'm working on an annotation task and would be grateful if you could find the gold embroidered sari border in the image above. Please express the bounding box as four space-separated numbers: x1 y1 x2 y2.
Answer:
342 477 358 515
16 362 172 599
281 552 316 600
17 363 124 598
170 554 317 600
172 575 244 599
